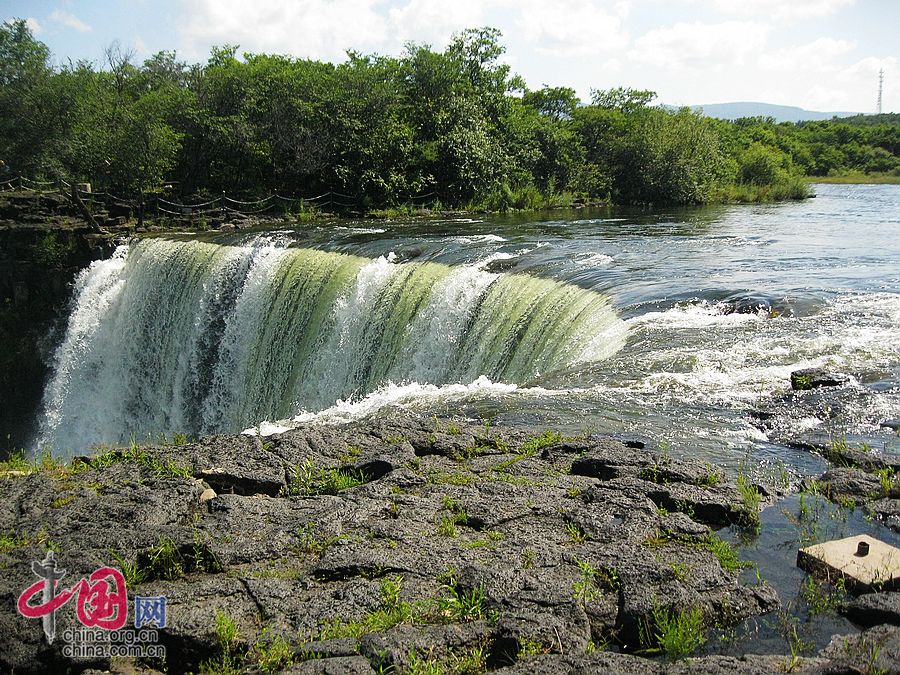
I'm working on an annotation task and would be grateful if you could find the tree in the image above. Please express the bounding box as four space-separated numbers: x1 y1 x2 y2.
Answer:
0 19 53 174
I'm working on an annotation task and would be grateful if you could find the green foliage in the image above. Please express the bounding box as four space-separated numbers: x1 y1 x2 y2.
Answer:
800 575 846 615
572 557 620 607
282 458 366 496
700 532 750 572
519 430 564 456
736 472 763 530
215 609 239 651
0 21 880 211
0 449 33 475
142 536 184 581
110 550 147 586
873 467 899 498
90 441 191 478
253 629 294 673
564 521 587 545
650 605 707 660
427 470 474 486
2 21 896 208
0 530 30 554
738 142 784 185
319 575 494 642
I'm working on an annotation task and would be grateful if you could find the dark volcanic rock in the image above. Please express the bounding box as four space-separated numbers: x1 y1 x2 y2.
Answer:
840 592 900 627
0 413 878 674
790 368 850 391
817 624 900 673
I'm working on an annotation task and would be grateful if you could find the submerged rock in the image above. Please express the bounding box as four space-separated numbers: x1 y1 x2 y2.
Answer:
790 368 850 391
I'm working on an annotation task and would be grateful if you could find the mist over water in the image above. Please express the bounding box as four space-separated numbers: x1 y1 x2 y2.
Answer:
38 184 900 472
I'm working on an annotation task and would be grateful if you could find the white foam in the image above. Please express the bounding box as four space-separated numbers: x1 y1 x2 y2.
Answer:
245 376 522 434
454 234 508 243
628 301 766 330
574 252 614 266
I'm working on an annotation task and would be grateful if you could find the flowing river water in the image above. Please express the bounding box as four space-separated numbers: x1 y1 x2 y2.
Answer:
38 183 900 476
30 182 900 655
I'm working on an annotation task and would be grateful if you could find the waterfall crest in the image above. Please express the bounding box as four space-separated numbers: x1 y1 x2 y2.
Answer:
38 237 626 453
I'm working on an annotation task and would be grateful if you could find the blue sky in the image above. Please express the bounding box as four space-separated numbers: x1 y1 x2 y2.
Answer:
6 0 898 112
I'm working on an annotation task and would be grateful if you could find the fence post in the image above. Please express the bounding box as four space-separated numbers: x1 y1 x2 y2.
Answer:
221 191 226 220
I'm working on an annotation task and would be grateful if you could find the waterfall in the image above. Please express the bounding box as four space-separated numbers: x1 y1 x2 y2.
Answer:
37 236 626 455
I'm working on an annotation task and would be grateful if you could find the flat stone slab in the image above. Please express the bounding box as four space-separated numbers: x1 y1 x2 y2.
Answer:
798 535 900 591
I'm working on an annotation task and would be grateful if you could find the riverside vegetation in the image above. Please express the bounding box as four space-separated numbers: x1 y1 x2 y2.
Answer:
2 19 899 213
2 413 898 674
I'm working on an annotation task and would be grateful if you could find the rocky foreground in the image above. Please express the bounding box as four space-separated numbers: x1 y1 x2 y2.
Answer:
1 414 898 674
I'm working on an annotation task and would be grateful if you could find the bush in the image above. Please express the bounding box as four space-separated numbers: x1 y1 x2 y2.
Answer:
738 143 783 185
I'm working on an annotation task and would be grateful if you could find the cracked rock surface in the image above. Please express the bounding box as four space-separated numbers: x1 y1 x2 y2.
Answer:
0 413 890 673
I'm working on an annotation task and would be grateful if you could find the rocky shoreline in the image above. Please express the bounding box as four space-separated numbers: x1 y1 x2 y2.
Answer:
2 414 898 674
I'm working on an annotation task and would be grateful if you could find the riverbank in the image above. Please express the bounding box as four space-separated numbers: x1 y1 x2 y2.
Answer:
809 173 900 185
1 413 898 674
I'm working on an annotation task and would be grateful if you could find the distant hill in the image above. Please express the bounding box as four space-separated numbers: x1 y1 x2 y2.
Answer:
689 102 859 123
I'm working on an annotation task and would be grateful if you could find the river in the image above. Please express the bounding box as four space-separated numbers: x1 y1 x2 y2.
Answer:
37 183 900 480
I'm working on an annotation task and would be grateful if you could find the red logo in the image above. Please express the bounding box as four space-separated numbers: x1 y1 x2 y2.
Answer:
17 552 128 643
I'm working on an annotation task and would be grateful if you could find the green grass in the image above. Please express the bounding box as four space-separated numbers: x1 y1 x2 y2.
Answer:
141 536 184 581
873 468 899 498
736 472 762 530
338 444 363 464
296 523 341 556
572 557 620 608
800 575 846 615
0 449 32 474
521 549 536 569
318 576 415 639
91 442 191 478
718 175 811 202
519 430 564 457
253 629 294 673
700 532 750 572
111 549 147 586
200 610 244 674
699 465 721 487
564 522 587 545
427 470 474 486
0 531 30 554
282 458 367 496
649 605 707 659
810 172 900 185
437 514 459 537
50 494 76 508
405 645 488 675
319 577 496 641
645 529 750 573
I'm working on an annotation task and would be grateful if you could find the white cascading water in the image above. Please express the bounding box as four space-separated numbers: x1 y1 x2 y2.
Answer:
37 237 627 455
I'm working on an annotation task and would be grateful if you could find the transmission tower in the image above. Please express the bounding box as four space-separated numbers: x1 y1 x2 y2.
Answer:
877 68 884 114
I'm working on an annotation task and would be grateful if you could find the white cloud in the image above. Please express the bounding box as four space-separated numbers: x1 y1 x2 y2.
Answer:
49 9 92 33
177 0 635 61
759 37 856 72
25 17 42 35
178 0 389 61
832 56 898 111
387 0 487 49
514 0 630 57
708 0 855 21
629 21 769 69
